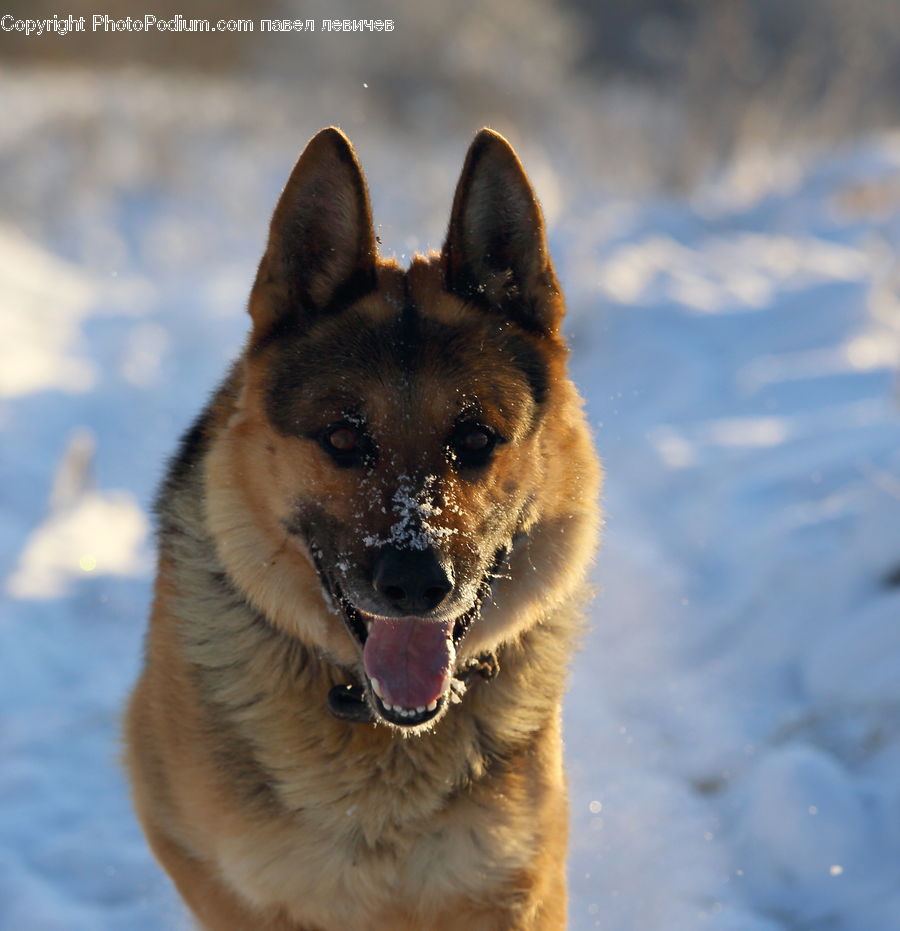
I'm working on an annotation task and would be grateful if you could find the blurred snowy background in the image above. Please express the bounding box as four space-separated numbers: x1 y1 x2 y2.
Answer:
2 2 900 929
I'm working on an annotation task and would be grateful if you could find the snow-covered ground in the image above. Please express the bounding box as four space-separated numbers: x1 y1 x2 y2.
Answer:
2 68 899 930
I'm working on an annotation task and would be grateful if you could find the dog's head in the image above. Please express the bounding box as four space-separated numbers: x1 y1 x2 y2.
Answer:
205 128 599 731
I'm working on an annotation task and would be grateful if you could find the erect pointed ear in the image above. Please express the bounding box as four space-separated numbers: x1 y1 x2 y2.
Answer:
249 127 377 342
442 129 562 335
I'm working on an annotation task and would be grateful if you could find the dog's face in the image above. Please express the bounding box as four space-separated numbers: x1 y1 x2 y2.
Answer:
207 128 595 732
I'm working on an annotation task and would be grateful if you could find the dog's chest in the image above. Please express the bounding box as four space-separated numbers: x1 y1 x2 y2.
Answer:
216 770 530 927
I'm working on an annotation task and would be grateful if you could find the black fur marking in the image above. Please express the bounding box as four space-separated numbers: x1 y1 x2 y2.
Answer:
155 364 241 534
156 410 211 516
264 295 548 438
318 265 378 319
263 313 386 437
395 289 423 373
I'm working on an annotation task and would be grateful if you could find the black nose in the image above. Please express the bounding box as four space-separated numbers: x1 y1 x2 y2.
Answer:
372 546 454 614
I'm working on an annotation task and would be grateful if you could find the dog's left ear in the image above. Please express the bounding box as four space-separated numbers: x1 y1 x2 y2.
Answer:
249 127 377 343
442 129 562 336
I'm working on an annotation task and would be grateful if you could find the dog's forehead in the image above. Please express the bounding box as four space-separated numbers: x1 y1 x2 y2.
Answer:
263 262 547 442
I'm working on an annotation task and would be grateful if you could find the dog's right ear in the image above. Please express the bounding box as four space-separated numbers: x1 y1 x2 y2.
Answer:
249 127 377 343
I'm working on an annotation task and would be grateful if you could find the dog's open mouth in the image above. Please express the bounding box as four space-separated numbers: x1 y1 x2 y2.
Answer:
332 589 481 727
311 546 507 728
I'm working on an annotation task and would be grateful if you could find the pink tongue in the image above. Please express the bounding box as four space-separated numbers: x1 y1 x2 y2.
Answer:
363 618 455 709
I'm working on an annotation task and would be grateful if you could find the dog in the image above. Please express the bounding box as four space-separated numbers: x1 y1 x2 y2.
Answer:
125 126 601 930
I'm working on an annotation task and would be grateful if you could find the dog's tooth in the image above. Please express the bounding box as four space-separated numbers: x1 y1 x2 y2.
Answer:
370 677 383 699
426 700 437 711
416 706 425 714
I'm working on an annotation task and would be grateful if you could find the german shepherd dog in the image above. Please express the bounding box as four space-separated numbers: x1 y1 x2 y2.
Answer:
125 127 601 930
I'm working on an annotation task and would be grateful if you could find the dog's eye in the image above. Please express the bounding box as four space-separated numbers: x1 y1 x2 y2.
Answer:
449 423 497 468
320 423 370 467
326 427 358 452
460 428 491 452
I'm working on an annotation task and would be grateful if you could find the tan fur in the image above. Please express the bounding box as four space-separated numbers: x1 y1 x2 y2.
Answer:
125 127 601 930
